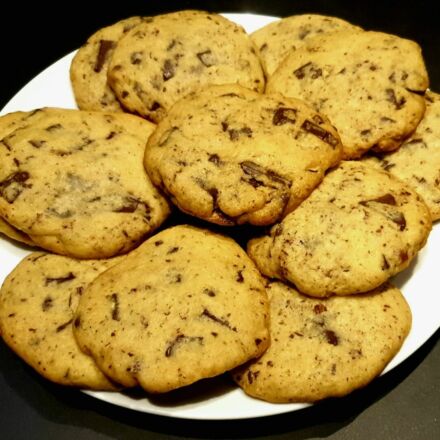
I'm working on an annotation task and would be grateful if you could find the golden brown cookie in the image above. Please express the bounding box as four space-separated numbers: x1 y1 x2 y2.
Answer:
107 10 264 122
74 225 270 393
248 161 432 297
363 91 440 220
0 108 170 259
267 31 428 158
0 252 123 389
233 281 411 402
145 84 342 226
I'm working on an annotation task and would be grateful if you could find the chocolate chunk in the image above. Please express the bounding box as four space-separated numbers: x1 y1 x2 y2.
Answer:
236 270 244 283
400 250 408 262
301 120 339 147
0 139 12 151
247 370 259 384
130 51 143 65
45 272 75 285
294 62 322 79
150 101 162 111
360 194 397 206
197 49 216 67
28 139 46 148
165 334 204 357
382 255 390 270
95 40 116 73
45 123 63 132
324 329 339 346
219 93 241 98
228 126 253 141
203 289 216 297
272 107 297 126
162 59 175 81
109 293 120 321
208 154 221 166
56 318 73 333
201 308 237 331
313 304 327 314
42 296 53 311
0 171 31 203
385 88 406 110
388 212 406 230
240 161 292 187
154 240 163 246
113 196 140 213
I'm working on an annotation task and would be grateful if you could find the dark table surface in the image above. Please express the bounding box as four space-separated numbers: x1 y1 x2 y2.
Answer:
0 1 439 439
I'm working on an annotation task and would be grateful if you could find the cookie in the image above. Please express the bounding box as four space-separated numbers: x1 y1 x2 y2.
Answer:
74 225 270 393
251 14 361 76
0 252 123 389
0 108 170 259
107 10 265 122
232 281 411 403
0 111 35 245
267 30 429 159
363 91 440 220
0 217 34 246
248 161 432 297
144 84 342 226
70 16 145 112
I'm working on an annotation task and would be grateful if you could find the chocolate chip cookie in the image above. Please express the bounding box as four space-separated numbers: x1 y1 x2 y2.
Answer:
233 280 411 402
144 84 342 226
0 252 122 389
107 10 264 122
267 31 429 158
74 225 270 393
248 161 432 296
0 108 170 258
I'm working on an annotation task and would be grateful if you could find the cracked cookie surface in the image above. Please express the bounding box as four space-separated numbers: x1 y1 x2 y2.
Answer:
248 161 432 296
232 280 411 402
0 108 170 258
73 225 270 393
107 10 264 122
267 30 428 159
144 84 342 226
0 252 122 389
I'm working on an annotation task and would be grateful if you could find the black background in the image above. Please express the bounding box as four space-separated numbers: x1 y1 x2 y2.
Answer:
0 1 439 439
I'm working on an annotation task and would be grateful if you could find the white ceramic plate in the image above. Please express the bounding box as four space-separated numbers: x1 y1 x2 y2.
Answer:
1 13 439 420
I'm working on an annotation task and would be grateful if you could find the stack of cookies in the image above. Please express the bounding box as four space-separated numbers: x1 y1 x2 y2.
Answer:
0 10 437 405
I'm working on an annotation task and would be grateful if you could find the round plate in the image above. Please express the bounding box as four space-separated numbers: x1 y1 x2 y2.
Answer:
1 13 439 420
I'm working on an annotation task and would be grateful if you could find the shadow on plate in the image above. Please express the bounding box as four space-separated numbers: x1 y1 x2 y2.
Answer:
121 374 236 406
